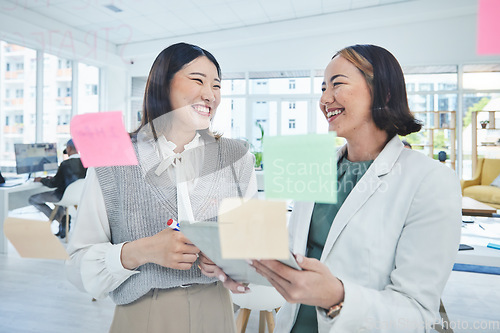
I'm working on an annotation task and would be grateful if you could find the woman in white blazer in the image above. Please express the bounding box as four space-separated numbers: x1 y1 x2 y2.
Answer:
251 44 462 332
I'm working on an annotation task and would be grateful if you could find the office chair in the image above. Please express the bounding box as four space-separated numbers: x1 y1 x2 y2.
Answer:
48 179 85 242
232 284 285 333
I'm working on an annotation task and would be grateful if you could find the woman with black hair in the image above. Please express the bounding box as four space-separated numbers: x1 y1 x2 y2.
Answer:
66 42 256 333
251 45 462 332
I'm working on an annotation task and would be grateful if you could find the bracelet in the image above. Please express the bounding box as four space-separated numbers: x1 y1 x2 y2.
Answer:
326 301 344 318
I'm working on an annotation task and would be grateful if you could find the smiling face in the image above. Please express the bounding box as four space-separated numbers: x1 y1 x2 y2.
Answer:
168 56 221 133
319 55 376 141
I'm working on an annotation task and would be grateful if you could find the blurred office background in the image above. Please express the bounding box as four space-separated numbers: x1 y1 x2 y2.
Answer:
1 1 500 332
0 0 499 178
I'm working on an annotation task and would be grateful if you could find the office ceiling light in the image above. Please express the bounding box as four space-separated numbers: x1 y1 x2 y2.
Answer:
104 4 123 13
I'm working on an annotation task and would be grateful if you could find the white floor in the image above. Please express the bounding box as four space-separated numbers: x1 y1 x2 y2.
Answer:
1 207 500 333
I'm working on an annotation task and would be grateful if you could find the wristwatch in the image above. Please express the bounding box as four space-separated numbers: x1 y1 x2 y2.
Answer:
326 278 345 318
326 301 344 318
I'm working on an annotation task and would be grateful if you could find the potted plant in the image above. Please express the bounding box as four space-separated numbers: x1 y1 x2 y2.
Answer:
252 121 265 169
480 120 489 129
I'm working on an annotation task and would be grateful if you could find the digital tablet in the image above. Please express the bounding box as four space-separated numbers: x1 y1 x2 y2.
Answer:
179 221 301 286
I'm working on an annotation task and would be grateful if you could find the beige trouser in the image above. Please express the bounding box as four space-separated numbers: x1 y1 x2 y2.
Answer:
109 282 236 333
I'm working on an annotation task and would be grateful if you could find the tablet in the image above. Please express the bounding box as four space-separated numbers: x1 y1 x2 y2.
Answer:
179 221 301 286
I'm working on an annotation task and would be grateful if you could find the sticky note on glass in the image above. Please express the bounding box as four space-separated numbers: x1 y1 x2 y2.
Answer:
4 217 69 260
477 0 500 55
70 111 138 167
218 198 289 259
263 133 337 203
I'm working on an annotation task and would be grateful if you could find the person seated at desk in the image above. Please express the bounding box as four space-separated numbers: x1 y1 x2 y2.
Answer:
29 139 87 238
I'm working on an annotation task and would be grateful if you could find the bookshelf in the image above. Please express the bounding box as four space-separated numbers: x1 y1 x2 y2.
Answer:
471 110 500 174
410 110 456 169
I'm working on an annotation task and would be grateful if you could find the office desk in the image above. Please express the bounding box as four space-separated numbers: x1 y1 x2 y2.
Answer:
462 197 497 217
0 181 46 254
456 216 500 269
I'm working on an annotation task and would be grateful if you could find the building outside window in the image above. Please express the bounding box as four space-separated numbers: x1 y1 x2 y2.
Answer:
78 63 100 114
0 41 36 170
44 53 73 148
0 40 101 173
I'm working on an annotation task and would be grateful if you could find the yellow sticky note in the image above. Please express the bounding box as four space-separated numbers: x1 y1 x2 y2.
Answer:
218 198 289 259
4 217 69 260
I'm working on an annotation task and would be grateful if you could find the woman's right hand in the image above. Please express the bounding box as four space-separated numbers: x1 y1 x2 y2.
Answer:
120 228 200 270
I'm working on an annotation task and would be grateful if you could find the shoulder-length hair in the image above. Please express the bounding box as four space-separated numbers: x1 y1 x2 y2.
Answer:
334 44 421 138
131 42 221 140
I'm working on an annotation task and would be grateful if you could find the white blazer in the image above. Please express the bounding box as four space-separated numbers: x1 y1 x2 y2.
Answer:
275 136 462 333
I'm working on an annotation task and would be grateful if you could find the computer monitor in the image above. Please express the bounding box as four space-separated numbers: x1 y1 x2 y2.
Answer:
14 143 58 175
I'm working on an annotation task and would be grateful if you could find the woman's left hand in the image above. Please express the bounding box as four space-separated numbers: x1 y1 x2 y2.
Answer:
250 254 344 309
198 252 219 277
198 252 250 294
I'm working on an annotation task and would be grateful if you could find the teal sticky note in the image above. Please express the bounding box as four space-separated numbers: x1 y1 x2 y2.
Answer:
263 133 337 203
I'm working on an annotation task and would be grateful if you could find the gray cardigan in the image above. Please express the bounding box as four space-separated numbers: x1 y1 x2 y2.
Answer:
95 137 255 305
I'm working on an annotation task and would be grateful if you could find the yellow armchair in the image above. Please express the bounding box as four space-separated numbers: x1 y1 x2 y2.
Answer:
461 158 500 209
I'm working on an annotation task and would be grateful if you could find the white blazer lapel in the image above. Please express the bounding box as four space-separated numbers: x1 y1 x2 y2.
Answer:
319 136 404 262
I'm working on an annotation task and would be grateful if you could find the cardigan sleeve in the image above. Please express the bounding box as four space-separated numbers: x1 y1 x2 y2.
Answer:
65 168 139 300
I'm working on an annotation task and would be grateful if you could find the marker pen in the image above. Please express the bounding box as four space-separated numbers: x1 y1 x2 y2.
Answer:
167 218 180 231
487 243 500 250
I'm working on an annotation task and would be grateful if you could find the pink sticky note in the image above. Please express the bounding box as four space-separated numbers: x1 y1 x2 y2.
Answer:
70 111 138 167
477 0 500 55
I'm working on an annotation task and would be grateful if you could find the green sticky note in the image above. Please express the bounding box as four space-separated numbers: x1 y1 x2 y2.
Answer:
263 133 337 203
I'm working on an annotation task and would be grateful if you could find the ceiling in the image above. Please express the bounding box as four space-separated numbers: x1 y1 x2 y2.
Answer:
3 0 413 47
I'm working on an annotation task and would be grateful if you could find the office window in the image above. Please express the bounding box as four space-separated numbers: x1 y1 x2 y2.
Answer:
43 53 72 144
221 77 246 96
0 40 102 172
281 100 308 135
78 63 100 114
404 72 458 91
0 41 36 169
85 84 98 95
213 97 246 139
57 59 71 70
249 76 310 94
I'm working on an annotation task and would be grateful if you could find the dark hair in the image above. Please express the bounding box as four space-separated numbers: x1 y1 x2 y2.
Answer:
334 44 421 138
131 42 221 139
